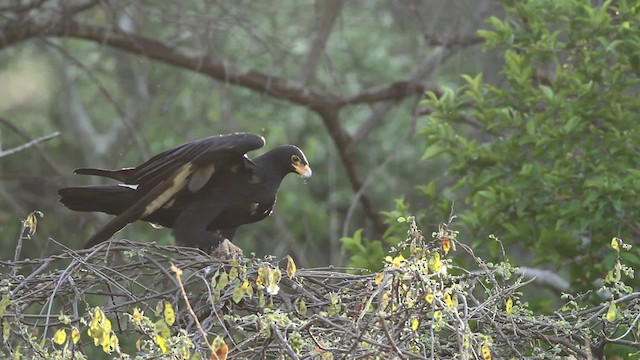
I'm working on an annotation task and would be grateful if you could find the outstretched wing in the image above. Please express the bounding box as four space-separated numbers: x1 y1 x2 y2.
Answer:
82 133 265 247
76 133 264 190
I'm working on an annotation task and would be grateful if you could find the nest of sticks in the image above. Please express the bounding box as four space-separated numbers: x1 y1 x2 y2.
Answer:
1 227 638 359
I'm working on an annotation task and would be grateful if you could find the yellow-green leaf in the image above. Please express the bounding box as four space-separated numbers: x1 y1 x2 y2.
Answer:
155 319 171 338
155 334 168 354
428 252 442 273
411 318 419 331
241 279 253 297
611 237 620 251
3 320 9 341
286 255 297 278
0 296 10 318
425 293 434 304
53 328 67 345
605 301 617 322
163 301 175 326
132 308 143 326
71 326 80 344
229 266 238 281
391 254 406 268
232 285 244 303
481 343 492 360
506 298 513 315
218 272 229 289
297 299 307 316
212 336 228 360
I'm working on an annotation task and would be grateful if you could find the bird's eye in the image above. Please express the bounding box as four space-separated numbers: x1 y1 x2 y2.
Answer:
291 155 300 163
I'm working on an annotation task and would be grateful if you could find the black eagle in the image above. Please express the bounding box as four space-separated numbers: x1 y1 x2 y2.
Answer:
58 133 311 252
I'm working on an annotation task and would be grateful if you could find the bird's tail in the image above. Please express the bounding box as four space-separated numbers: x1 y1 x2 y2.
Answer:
58 185 138 215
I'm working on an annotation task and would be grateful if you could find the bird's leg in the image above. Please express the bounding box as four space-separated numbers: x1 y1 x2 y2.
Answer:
209 227 243 259
210 238 243 259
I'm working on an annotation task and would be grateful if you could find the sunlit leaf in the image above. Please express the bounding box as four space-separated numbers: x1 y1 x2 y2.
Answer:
132 308 143 326
212 336 228 360
441 237 451 255
481 343 492 360
53 328 66 345
155 319 171 338
286 255 297 279
425 293 434 304
391 254 406 268
232 285 244 303
155 334 168 354
428 252 442 273
22 211 43 238
163 301 175 326
0 296 10 318
605 301 617 322
2 320 9 341
611 237 620 251
71 326 80 344
218 272 229 289
297 299 307 315
229 266 238 281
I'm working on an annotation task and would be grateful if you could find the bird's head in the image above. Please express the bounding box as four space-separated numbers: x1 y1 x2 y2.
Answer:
262 145 312 181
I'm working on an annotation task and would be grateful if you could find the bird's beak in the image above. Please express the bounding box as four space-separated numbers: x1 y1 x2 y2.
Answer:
293 163 312 181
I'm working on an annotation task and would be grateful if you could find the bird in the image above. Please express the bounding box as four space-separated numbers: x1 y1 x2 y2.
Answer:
58 133 311 253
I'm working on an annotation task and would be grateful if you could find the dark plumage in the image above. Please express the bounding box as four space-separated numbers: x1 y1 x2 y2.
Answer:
58 133 311 252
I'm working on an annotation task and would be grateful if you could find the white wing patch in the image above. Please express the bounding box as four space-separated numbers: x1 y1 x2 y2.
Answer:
142 163 195 217
118 183 139 190
188 164 216 192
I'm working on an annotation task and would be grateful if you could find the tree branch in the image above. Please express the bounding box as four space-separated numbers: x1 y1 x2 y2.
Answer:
298 0 345 86
317 108 387 235
0 10 451 236
0 131 61 158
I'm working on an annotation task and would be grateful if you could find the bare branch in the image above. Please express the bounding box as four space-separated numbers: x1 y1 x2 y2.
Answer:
341 81 425 106
0 131 61 158
298 0 345 86
317 108 387 235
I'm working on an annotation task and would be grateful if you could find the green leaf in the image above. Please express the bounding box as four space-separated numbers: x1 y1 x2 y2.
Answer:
422 144 447 159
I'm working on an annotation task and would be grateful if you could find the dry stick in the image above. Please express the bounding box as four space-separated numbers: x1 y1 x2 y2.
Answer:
270 324 299 359
170 263 215 354
0 131 61 158
0 118 63 178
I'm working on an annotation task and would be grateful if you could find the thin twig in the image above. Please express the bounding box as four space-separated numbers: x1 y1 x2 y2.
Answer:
0 132 61 158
